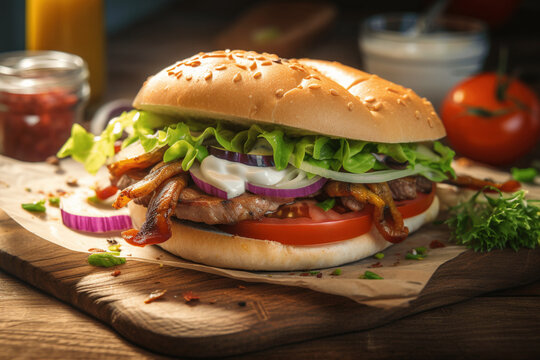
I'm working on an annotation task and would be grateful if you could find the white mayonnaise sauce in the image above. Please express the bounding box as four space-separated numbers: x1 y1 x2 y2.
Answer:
197 155 297 198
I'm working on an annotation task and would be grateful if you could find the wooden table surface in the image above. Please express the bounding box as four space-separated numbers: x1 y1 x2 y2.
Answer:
2 2 540 359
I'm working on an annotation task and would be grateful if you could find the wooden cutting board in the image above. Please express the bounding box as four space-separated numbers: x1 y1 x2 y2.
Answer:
1 209 539 358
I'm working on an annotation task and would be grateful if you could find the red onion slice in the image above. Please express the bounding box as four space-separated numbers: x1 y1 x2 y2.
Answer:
190 167 230 199
61 209 132 233
60 189 132 233
190 161 327 199
246 176 327 198
210 147 274 167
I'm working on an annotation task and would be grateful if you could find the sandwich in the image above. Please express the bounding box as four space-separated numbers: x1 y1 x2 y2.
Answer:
58 50 456 271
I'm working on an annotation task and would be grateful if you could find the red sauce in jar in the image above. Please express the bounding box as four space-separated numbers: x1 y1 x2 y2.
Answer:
0 51 89 162
0 89 78 161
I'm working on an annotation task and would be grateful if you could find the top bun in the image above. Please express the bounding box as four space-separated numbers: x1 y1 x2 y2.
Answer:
133 50 446 143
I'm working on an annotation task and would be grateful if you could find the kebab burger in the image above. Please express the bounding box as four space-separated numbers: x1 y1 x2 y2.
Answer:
58 50 456 270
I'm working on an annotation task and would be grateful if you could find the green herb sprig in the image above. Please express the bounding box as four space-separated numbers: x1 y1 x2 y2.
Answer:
21 200 46 212
445 189 540 252
359 271 384 280
88 253 126 267
511 167 538 183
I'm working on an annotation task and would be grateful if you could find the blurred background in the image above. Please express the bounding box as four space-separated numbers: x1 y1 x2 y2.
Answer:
0 0 539 168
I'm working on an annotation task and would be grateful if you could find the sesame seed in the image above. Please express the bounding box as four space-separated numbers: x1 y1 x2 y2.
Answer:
275 89 284 98
253 71 262 79
330 89 339 96
403 94 410 100
249 62 257 70
175 71 182 79
297 85 303 89
261 60 272 66
427 117 434 127
215 64 227 70
201 54 210 58
308 83 321 90
235 63 247 70
256 56 266 60
364 96 376 103
204 72 212 80
386 87 400 94
188 61 201 67
431 111 437 117
233 73 242 82
397 98 405 106
186 74 192 81
415 110 420 119
228 54 234 60
373 103 383 111
347 102 354 111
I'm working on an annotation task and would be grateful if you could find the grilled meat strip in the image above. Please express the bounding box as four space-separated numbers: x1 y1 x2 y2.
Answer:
367 182 409 244
122 173 189 246
175 187 292 224
445 175 520 193
325 181 409 243
113 161 185 209
336 176 433 208
108 147 166 178
388 176 433 201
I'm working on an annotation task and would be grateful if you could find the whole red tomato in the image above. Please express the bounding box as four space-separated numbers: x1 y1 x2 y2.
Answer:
441 73 540 165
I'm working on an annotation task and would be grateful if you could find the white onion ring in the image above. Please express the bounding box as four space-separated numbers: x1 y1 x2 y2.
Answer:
190 163 326 199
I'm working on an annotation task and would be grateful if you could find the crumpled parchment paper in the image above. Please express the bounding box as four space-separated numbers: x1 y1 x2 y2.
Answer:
4 155 528 308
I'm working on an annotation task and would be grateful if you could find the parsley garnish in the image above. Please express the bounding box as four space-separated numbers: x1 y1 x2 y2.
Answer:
511 167 537 183
445 189 540 252
360 271 384 280
88 252 126 267
21 200 46 212
316 198 335 211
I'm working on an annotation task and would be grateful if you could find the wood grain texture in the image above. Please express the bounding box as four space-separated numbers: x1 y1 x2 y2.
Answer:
1 209 540 358
2 270 540 360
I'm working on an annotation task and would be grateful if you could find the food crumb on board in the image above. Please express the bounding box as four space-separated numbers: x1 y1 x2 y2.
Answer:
111 270 121 277
144 289 167 304
183 291 200 303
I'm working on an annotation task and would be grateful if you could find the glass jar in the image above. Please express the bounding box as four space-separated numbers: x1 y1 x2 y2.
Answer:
0 50 89 161
360 13 489 109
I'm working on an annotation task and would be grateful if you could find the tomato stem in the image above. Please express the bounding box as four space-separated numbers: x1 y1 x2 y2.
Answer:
464 105 511 118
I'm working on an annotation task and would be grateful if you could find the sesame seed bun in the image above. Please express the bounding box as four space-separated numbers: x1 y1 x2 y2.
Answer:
133 50 446 143
128 196 440 271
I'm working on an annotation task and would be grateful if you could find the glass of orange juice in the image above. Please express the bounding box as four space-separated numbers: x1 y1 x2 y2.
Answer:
26 0 105 103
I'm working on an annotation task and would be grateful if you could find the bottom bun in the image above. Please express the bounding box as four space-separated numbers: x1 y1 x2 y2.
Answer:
128 196 439 271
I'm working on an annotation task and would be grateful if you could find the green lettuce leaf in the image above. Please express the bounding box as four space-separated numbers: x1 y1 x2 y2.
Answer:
58 110 455 181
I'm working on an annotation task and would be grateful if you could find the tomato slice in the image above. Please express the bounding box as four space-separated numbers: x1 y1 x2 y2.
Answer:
95 184 119 200
219 185 436 246
394 184 435 218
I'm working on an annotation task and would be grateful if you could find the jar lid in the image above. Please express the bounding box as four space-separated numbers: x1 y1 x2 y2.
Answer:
0 50 89 94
